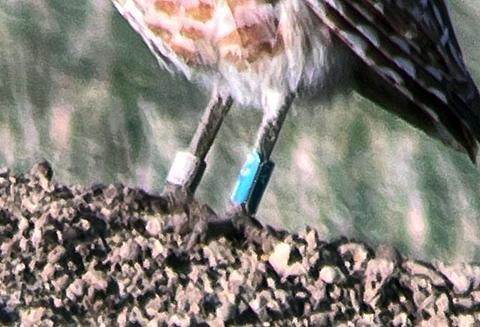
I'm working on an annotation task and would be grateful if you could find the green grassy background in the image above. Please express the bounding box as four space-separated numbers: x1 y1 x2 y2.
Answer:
1 1 479 262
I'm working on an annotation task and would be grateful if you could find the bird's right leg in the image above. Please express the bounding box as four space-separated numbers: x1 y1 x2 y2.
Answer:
205 92 295 250
157 87 232 213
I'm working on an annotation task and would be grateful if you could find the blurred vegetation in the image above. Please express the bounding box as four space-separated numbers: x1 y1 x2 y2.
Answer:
0 1 479 262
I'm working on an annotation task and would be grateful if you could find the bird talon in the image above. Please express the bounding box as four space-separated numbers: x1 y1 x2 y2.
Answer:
158 189 216 249
160 183 191 213
220 205 278 252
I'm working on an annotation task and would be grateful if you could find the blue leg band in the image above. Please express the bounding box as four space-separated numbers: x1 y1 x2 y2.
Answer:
230 151 275 214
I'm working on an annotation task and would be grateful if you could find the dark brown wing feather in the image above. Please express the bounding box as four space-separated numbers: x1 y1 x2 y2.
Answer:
305 0 480 161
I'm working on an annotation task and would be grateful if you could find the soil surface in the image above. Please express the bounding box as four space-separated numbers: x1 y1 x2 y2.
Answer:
0 162 479 326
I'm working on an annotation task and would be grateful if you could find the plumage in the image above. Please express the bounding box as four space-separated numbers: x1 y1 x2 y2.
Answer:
306 0 480 160
113 0 333 110
112 0 480 161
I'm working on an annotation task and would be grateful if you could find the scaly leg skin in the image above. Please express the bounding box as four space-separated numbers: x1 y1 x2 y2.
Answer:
155 88 232 247
225 92 295 250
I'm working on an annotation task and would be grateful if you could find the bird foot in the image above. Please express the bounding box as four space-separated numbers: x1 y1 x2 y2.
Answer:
150 184 214 250
211 206 279 253
147 185 278 251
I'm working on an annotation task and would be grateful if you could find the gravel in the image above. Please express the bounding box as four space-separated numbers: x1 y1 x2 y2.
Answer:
0 161 479 326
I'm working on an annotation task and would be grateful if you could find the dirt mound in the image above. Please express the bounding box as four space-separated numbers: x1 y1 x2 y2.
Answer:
0 162 479 326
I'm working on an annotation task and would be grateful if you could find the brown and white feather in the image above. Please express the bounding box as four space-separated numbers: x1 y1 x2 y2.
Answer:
112 0 480 161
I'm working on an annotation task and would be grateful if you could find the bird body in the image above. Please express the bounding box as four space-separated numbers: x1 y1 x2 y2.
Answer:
114 0 480 160
112 0 480 225
113 0 341 112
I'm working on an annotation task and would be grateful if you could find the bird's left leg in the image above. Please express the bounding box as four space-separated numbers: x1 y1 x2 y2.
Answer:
221 92 295 247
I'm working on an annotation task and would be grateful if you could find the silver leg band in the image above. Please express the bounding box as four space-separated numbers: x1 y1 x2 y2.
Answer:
166 151 206 192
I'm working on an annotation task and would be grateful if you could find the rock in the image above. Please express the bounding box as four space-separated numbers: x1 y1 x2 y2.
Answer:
435 262 477 294
20 307 46 327
268 242 306 279
363 258 395 306
319 265 345 284
47 245 65 263
66 279 85 301
454 314 476 327
30 160 53 191
337 242 371 276
402 260 449 288
146 217 161 236
82 270 108 291
103 184 119 206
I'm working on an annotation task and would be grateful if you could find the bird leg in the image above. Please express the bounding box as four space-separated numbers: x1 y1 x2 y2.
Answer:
224 92 295 247
156 89 233 249
158 89 233 213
